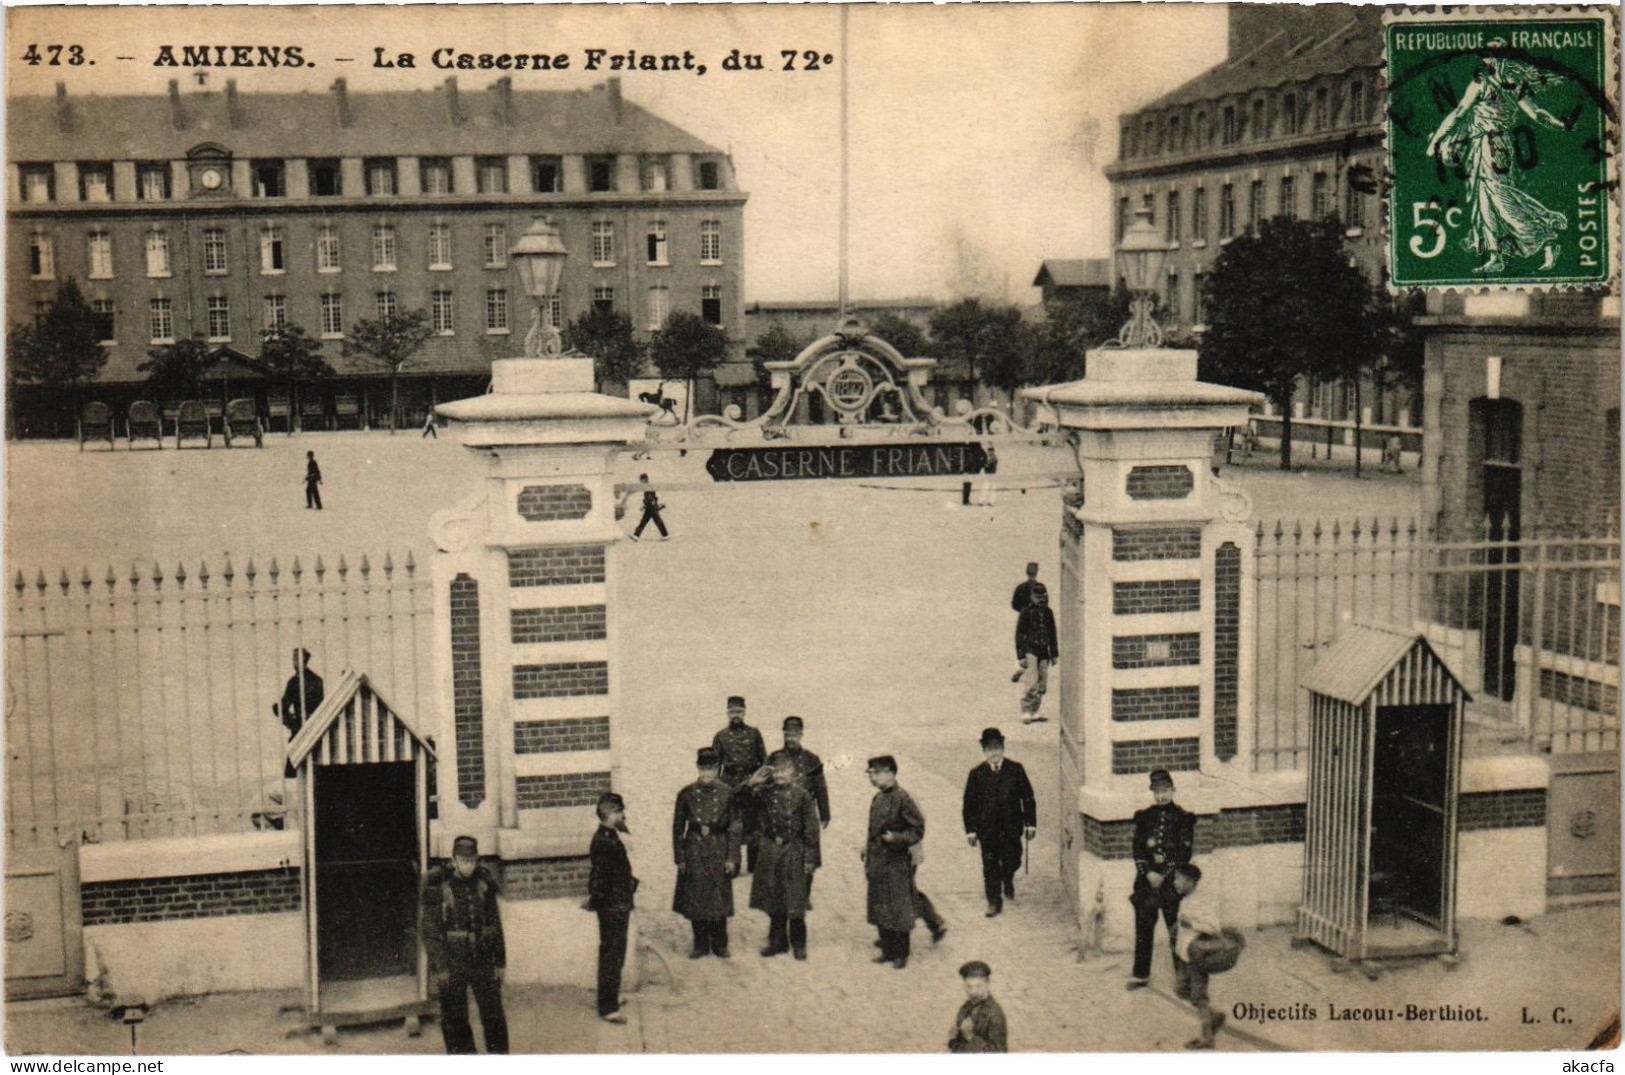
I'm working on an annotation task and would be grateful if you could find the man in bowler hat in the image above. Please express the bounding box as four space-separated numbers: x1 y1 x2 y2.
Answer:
672 748 740 959
586 792 638 1023
712 696 767 872
421 835 508 1053
962 727 1037 917
1126 769 1195 991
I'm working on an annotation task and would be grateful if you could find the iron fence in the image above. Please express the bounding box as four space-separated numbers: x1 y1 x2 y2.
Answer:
5 551 433 848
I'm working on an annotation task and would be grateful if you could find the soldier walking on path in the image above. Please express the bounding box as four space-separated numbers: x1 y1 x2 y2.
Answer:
304 450 323 510
672 748 740 959
713 696 767 873
962 727 1037 917
864 755 926 969
586 792 638 1024
947 961 1009 1053
1126 769 1195 992
420 836 508 1055
1015 589 1059 723
629 473 669 541
750 751 821 960
1011 562 1047 615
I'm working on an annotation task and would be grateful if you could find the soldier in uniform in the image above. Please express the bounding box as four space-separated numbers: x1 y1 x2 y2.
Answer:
712 695 767 872
586 792 638 1024
749 751 821 960
962 727 1037 917
420 835 508 1054
864 755 925 969
1126 769 1196 991
672 747 740 959
748 715 830 905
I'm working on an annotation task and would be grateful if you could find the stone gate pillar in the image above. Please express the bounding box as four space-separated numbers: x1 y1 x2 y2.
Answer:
431 357 651 986
1025 348 1269 952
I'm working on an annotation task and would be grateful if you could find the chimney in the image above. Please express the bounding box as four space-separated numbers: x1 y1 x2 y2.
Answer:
167 79 184 131
606 77 622 124
53 82 70 133
331 77 351 128
225 79 242 129
443 77 460 127
492 76 512 128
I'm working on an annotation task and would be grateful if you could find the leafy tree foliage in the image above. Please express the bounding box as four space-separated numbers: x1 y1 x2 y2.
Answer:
928 298 1028 398
138 335 213 408
750 322 810 390
258 324 334 432
7 280 108 430
563 307 645 392
866 312 930 360
344 309 434 432
649 311 729 423
1026 288 1134 385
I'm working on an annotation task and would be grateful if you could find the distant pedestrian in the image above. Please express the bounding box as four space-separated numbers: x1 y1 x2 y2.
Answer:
864 755 925 968
272 649 323 778
422 411 439 439
304 451 323 510
586 792 638 1024
1015 589 1059 722
975 443 999 506
712 696 767 873
947 961 1008 1053
1011 563 1047 615
750 751 821 960
421 836 508 1054
962 727 1036 917
630 473 668 541
672 748 740 959
1379 434 1404 473
1126 769 1195 992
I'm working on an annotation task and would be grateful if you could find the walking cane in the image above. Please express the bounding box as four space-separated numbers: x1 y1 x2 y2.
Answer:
1024 830 1031 875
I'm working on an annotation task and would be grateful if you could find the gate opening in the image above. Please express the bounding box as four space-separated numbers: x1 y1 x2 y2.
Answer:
315 762 419 982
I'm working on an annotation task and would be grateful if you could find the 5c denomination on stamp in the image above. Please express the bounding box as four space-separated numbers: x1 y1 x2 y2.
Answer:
1385 8 1618 290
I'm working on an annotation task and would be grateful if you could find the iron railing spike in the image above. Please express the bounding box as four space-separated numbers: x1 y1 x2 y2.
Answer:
246 558 258 584
360 554 372 579
129 563 141 589
404 551 416 575
151 562 164 588
13 570 25 595
105 565 118 590
175 562 187 587
35 569 47 594
80 567 93 592
59 568 70 594
337 555 348 579
288 557 300 582
1273 520 1284 541
223 556 235 585
1312 518 1323 540
1292 520 1303 541
198 560 210 588
376 554 387 579
1331 518 1342 540
314 556 326 580
1350 517 1361 540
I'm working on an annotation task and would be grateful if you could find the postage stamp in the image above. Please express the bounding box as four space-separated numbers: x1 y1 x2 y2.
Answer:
1385 7 1619 290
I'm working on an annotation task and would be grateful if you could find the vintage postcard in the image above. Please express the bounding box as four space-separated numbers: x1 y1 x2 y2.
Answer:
3 1 1619 1063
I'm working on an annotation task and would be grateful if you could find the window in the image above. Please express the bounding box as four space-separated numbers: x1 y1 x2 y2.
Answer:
1144 120 1157 155
700 220 722 264
1219 184 1235 239
29 234 54 279
643 157 669 192
646 220 669 265
1193 271 1206 325
593 286 614 315
1282 94 1299 135
264 294 288 332
1349 82 1366 125
476 158 507 194
92 300 115 344
431 289 455 335
149 298 174 343
365 159 397 197
1221 106 1238 145
1165 191 1182 243
252 160 285 198
1165 271 1180 321
1250 99 1265 140
202 227 228 274
420 158 453 195
80 164 113 203
485 288 509 333
88 231 114 279
310 159 342 197
1249 180 1265 228
1279 175 1297 219
1311 172 1331 219
588 156 615 193
1193 111 1206 147
138 165 170 201
1192 188 1208 242
483 224 506 268
260 226 286 273
544 293 563 330
320 294 344 338
702 284 722 326
1346 184 1367 229
428 223 453 269
1116 197 1130 243
316 225 341 272
532 156 562 193
21 166 53 203
697 159 721 190
376 291 398 321
372 224 397 270
591 221 615 266
207 295 231 341
1168 116 1183 152
1313 87 1330 130
646 285 669 331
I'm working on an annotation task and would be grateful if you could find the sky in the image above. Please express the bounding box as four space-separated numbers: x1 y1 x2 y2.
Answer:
7 4 1228 306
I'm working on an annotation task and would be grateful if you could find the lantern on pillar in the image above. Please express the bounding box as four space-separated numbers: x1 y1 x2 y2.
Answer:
1112 203 1173 349
511 217 569 358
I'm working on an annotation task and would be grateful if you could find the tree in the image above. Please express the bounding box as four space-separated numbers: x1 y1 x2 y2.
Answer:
1198 216 1379 470
749 322 809 390
928 298 1027 403
562 307 644 393
8 279 108 432
649 311 728 424
258 324 335 434
344 309 433 432
138 335 212 409
1026 288 1133 386
866 312 930 360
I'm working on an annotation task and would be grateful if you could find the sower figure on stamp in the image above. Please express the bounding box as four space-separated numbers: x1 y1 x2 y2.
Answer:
750 751 821 960
712 695 767 873
586 792 639 1025
947 961 1009 1053
963 727 1036 918
420 835 508 1055
1126 769 1195 991
864 755 926 968
673 747 740 959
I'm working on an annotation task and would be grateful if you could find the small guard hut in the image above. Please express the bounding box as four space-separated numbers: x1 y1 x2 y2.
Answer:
1297 625 1470 965
287 671 436 1032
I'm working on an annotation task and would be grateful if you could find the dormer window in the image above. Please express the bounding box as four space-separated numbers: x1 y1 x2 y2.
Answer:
642 156 669 192
588 156 616 193
79 163 113 202
252 160 286 198
696 160 721 190
365 158 397 197
310 159 342 197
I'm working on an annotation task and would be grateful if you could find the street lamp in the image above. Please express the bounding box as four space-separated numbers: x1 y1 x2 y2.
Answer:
1112 203 1172 349
511 217 569 358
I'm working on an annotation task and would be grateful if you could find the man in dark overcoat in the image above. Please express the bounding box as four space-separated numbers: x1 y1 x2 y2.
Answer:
750 751 821 960
586 792 639 1024
962 727 1037 917
712 695 767 872
1011 562 1047 614
748 715 830 905
864 754 924 969
272 649 323 778
1016 588 1060 723
672 747 740 959
1126 768 1196 991
421 835 508 1054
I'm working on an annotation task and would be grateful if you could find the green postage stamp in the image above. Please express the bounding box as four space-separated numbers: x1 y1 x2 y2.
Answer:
1386 8 1619 289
